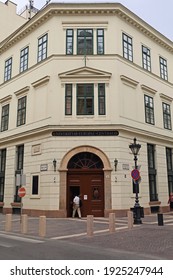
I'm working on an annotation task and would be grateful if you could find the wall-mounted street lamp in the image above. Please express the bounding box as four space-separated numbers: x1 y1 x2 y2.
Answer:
129 138 143 224
53 159 57 172
114 158 118 171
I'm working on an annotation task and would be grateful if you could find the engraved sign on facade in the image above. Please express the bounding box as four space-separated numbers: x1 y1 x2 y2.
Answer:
52 130 119 137
122 164 130 170
40 164 48 171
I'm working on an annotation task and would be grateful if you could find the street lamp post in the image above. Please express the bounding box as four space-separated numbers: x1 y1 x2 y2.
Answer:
129 138 142 224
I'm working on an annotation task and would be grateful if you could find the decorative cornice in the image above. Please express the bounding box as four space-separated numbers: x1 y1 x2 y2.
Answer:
141 84 157 95
120 75 139 88
14 86 30 97
0 95 12 104
32 76 50 88
0 3 173 54
159 93 173 103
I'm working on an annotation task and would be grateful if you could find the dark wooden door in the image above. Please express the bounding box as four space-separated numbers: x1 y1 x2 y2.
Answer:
67 170 104 217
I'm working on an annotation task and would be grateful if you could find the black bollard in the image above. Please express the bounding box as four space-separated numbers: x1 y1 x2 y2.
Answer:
157 213 164 226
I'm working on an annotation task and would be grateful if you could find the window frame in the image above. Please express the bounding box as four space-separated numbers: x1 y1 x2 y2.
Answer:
1 104 9 132
77 84 94 115
98 83 106 115
160 56 168 80
37 33 48 62
4 57 12 82
20 46 29 73
17 96 27 127
122 33 133 62
144 95 155 125
162 102 172 130
65 84 72 115
66 29 74 55
97 29 104 55
31 174 40 196
77 29 93 55
142 45 151 71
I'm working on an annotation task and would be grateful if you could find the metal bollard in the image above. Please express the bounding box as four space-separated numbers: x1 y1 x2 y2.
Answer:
157 213 164 226
109 213 115 233
5 214 12 232
127 211 133 229
87 215 94 236
39 216 46 237
21 214 28 234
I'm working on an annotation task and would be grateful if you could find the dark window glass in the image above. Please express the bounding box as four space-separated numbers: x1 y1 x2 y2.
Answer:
66 29 73 54
163 103 171 130
122 33 133 61
77 84 94 115
38 34 48 62
0 149 6 202
144 95 155 125
142 46 151 71
32 175 39 195
98 84 105 115
1 104 9 131
4 57 12 81
20 46 29 72
160 57 168 80
65 84 72 115
77 29 93 55
166 148 173 195
147 144 158 201
17 96 27 126
97 29 104 54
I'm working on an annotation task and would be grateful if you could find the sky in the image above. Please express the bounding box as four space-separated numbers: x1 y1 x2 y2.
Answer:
3 0 173 41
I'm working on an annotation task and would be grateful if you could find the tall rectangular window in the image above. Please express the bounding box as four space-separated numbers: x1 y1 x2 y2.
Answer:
20 46 29 72
142 46 151 71
0 149 6 202
163 103 171 130
66 29 73 54
77 29 93 55
160 57 168 80
37 33 48 62
97 29 104 55
32 175 39 195
122 33 133 61
98 84 105 115
17 96 27 126
147 144 158 201
14 144 24 202
65 84 72 115
4 57 12 81
77 84 94 115
1 104 9 132
166 147 173 195
144 95 155 125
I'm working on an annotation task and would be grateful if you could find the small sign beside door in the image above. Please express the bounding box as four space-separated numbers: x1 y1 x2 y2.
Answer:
84 195 87 200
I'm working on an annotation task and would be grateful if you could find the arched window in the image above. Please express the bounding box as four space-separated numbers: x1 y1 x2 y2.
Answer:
67 152 103 169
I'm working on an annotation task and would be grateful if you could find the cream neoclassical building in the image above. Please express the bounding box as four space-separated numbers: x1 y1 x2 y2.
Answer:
0 1 173 217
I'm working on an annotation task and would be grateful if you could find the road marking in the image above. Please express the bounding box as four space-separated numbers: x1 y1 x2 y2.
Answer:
0 232 44 243
0 241 13 248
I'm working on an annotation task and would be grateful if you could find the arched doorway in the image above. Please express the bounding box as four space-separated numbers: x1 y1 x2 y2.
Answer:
67 152 104 217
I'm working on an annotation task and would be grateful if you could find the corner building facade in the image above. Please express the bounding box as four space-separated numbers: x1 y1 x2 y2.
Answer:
0 1 173 217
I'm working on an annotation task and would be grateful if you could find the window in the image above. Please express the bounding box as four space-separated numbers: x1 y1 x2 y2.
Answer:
37 33 48 62
77 84 94 115
77 29 93 55
1 104 9 132
166 148 173 195
142 46 151 71
4 57 12 81
65 84 72 115
144 95 155 125
163 103 171 130
97 29 104 54
66 29 73 54
20 46 29 72
98 84 105 115
32 175 39 195
0 149 6 202
122 33 133 61
14 145 24 202
17 96 27 126
147 144 158 201
160 57 168 80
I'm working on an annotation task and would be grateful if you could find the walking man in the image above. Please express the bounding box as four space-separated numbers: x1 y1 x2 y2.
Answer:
72 195 82 218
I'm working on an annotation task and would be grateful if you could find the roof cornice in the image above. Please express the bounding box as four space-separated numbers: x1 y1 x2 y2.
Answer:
0 3 173 54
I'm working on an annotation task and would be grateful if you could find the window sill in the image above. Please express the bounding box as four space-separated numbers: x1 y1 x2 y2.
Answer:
30 195 40 199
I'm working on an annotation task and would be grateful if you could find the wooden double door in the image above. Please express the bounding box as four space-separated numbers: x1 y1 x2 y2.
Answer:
67 170 104 217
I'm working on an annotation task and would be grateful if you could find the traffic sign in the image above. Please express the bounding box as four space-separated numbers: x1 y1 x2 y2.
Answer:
18 187 26 198
131 169 140 181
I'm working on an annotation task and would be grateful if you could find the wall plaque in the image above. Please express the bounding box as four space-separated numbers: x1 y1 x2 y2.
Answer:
52 130 119 137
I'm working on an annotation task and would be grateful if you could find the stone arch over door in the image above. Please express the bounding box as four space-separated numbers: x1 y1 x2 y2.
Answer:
58 145 112 217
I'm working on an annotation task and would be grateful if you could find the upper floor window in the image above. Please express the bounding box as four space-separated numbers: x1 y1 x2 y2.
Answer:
65 84 72 115
144 95 155 125
160 57 168 80
122 33 133 61
20 46 29 72
1 104 9 132
66 29 73 55
98 84 106 115
142 46 151 71
4 57 12 82
17 96 27 126
163 103 171 130
77 29 93 55
37 33 48 62
77 84 94 115
97 29 104 55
